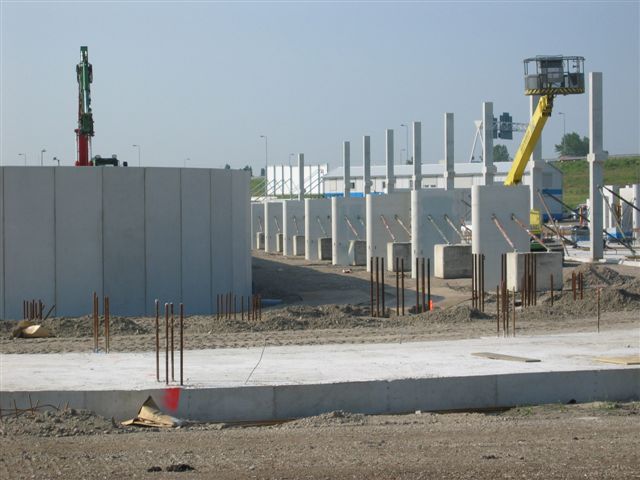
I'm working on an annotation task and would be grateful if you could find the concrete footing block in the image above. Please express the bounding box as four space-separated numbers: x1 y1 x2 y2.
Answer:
276 233 284 253
293 235 305 256
386 242 411 271
434 244 472 279
348 240 366 266
318 237 332 261
256 232 265 250
507 251 563 291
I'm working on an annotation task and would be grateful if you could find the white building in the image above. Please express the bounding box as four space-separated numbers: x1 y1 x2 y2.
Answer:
322 161 564 219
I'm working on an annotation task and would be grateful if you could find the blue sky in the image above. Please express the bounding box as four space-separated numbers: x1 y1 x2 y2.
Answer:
1 1 638 170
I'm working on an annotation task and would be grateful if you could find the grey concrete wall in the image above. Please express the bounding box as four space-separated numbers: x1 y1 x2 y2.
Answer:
331 197 366 265
506 252 563 291
305 199 332 261
0 166 251 319
411 188 469 278
366 192 411 271
472 185 530 290
250 203 264 249
264 201 284 254
282 200 305 256
2 368 637 423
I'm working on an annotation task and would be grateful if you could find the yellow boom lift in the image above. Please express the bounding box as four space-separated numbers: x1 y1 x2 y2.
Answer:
504 56 585 238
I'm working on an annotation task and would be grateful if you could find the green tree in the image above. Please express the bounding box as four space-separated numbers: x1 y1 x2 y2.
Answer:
242 165 253 176
555 132 589 156
493 144 510 162
224 164 231 169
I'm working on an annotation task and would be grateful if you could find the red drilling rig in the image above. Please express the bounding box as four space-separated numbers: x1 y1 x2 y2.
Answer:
75 46 94 166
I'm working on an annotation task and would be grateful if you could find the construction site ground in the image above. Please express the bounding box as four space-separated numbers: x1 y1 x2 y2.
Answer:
1 251 639 479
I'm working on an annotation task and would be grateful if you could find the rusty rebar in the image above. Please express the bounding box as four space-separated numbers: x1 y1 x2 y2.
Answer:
550 274 554 307
155 299 159 382
180 303 184 386
579 272 584 300
415 257 420 313
597 287 601 332
496 286 500 336
421 257 426 313
104 296 110 353
93 292 98 353
472 254 477 309
480 255 484 313
395 257 399 316
572 272 577 301
512 287 516 337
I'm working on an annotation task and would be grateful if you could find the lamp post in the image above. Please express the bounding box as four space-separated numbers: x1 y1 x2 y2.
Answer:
132 144 141 167
18 153 26 166
40 149 46 166
260 135 268 195
400 123 409 163
53 156 60 166
557 112 566 139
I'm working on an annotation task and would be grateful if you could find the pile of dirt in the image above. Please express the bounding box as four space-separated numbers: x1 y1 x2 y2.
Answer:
416 305 492 324
280 410 367 429
564 264 639 289
0 408 125 437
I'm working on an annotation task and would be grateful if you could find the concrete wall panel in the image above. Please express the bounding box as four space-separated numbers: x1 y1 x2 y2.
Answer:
250 203 264 249
282 200 305 256
103 168 146 315
304 199 332 261
55 168 103 317
331 197 366 265
411 188 470 278
231 171 251 297
145 169 182 311
365 192 411 271
3 168 55 319
472 185 530 289
212 170 233 297
181 169 212 313
264 201 283 254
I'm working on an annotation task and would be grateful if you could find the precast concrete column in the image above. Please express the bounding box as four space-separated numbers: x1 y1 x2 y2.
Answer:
482 102 496 185
281 164 285 196
385 129 395 193
343 141 351 198
363 135 372 195
298 153 305 202
444 113 455 190
412 121 422 190
587 72 607 260
528 95 545 213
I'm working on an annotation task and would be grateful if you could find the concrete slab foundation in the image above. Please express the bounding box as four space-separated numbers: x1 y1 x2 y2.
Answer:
386 242 411 271
331 197 366 266
434 244 472 279
293 235 305 256
1 330 637 422
507 251 563 291
348 240 366 266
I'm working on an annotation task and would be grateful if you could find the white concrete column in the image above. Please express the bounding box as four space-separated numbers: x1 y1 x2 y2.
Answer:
298 153 305 202
482 102 496 185
412 121 422 190
444 113 455 190
281 164 285 196
587 72 607 260
363 135 371 195
343 141 351 198
385 129 395 194
528 95 545 213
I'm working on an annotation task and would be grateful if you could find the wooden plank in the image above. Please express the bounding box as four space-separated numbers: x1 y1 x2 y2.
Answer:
594 355 640 366
472 352 541 363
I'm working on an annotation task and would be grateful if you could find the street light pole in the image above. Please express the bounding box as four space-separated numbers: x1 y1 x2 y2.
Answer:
400 123 409 163
260 135 268 195
19 153 26 166
40 149 46 166
132 144 141 167
53 156 60 166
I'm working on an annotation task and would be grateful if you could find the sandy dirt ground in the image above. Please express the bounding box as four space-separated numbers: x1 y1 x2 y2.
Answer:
1 252 639 479
0 402 638 479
